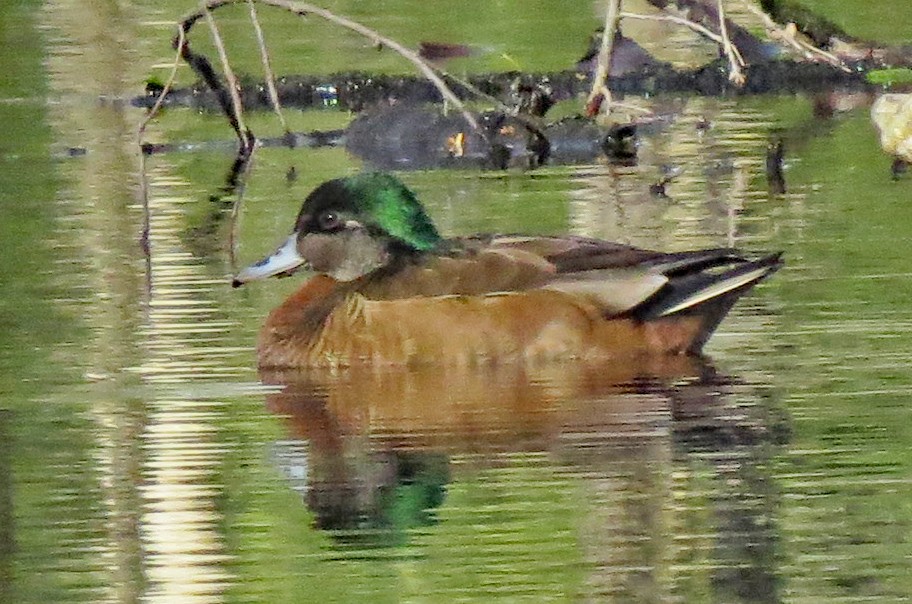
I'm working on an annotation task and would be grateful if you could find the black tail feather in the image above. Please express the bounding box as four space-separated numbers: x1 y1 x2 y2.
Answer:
632 252 783 322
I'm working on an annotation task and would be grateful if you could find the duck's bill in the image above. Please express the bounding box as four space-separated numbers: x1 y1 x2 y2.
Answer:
232 234 305 287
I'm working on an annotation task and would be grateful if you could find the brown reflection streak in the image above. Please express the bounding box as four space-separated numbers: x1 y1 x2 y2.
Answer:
262 356 700 452
261 355 780 598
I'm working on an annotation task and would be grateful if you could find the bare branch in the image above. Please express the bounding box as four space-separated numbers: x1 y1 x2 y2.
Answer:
611 101 655 115
620 7 745 84
620 11 724 45
201 4 256 152
716 0 745 85
137 29 185 144
741 1 851 73
586 0 622 116
247 0 289 134
137 25 186 269
179 0 479 131
228 156 256 270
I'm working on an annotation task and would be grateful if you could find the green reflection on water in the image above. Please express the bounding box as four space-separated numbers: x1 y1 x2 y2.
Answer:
220 447 587 602
765 110 912 601
0 2 105 603
800 0 912 44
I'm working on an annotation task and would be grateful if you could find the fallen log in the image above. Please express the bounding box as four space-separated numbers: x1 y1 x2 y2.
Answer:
134 59 871 114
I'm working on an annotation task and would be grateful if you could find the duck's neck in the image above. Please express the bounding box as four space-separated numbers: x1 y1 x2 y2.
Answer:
263 248 440 334
262 275 342 337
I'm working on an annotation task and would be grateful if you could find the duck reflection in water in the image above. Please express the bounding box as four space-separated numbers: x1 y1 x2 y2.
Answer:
260 355 786 601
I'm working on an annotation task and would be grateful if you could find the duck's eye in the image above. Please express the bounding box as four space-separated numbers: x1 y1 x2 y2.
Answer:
317 211 341 231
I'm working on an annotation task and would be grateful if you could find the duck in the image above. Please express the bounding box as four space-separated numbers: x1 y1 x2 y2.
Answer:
233 173 782 368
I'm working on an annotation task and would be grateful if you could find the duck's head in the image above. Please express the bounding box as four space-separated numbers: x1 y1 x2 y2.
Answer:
233 173 442 286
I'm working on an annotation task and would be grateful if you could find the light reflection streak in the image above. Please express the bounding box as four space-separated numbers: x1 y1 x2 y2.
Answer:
135 163 242 603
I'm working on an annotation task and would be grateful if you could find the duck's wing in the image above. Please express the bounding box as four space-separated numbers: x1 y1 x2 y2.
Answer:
485 234 743 273
356 241 557 300
484 235 780 317
628 251 783 320
409 234 738 300
357 234 780 319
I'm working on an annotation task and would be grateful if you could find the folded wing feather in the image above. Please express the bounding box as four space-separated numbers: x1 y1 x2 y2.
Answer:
545 269 668 314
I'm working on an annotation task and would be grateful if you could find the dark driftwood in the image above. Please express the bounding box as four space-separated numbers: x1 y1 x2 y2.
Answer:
135 59 870 113
177 38 256 153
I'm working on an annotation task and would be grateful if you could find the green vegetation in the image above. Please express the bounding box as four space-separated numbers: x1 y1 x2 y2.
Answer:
866 68 912 87
798 0 912 44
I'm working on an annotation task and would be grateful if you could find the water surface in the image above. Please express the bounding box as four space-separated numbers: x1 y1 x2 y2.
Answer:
2 1 912 602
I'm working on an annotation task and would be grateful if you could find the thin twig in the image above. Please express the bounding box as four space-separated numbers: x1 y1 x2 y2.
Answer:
611 101 655 115
620 11 725 45
201 4 255 152
586 0 622 116
136 25 187 294
247 0 289 134
200 4 257 261
716 0 745 85
742 1 851 73
228 156 256 270
137 29 185 145
180 0 479 132
619 10 744 67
